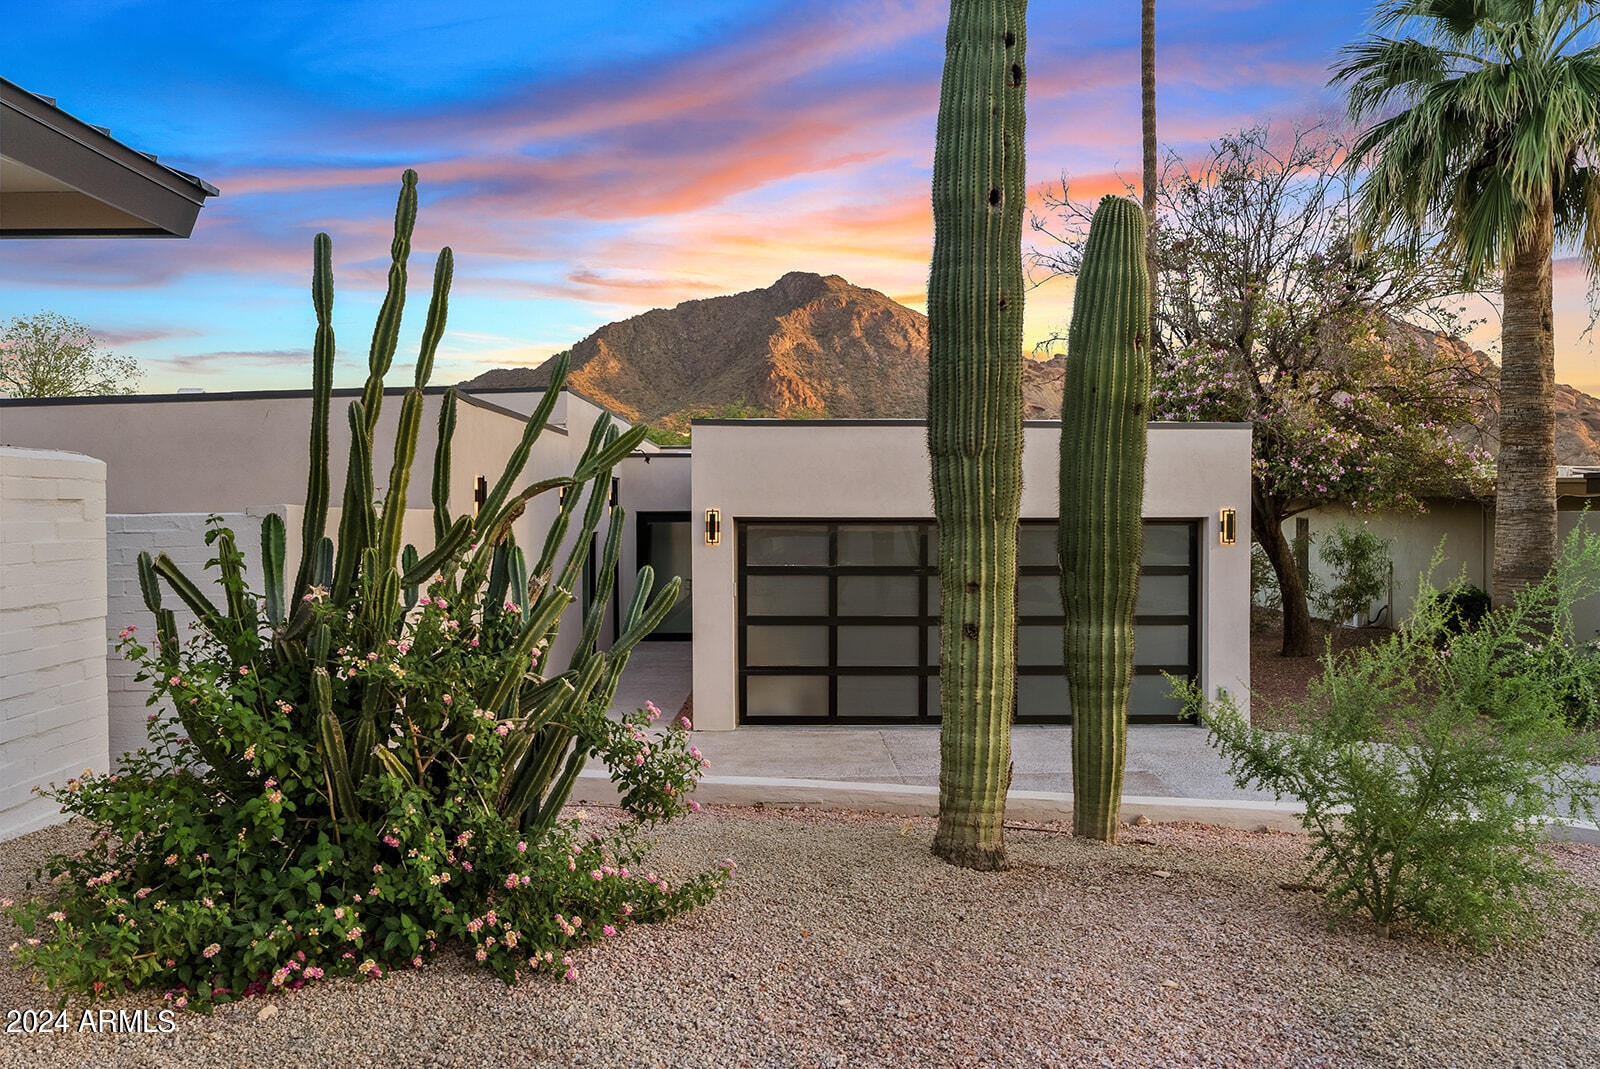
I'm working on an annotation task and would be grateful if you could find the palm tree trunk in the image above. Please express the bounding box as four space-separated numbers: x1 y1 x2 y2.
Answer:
1493 203 1557 607
1140 0 1157 331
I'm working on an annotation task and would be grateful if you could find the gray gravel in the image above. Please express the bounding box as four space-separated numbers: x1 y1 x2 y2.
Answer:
2 807 1599 1068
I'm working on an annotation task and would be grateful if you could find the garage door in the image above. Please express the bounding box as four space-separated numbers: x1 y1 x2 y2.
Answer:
738 520 1198 724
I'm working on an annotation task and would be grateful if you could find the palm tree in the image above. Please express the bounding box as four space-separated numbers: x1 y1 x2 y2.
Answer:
1333 0 1600 606
927 0 1028 871
1141 0 1158 327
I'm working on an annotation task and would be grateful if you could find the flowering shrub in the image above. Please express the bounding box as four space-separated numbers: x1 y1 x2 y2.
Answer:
5 551 725 1009
3 173 728 1010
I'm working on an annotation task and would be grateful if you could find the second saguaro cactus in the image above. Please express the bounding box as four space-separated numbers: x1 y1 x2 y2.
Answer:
1059 196 1151 843
927 0 1027 871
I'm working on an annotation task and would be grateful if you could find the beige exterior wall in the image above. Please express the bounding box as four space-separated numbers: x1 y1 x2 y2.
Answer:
689 421 1253 731
0 447 109 840
1294 501 1600 644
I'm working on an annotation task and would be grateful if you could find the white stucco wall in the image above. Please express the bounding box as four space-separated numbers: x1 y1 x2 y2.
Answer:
689 421 1253 731
0 447 109 840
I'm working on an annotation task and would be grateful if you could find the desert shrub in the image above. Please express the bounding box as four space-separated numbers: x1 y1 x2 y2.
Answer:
1420 583 1491 638
3 172 727 1010
1313 522 1390 629
1178 528 1600 949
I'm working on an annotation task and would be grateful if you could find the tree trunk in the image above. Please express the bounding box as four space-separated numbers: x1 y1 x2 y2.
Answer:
927 0 1027 872
1140 0 1157 332
1255 495 1314 657
1493 203 1557 608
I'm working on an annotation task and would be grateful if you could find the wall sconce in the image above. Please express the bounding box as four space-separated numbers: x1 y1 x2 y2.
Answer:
610 477 619 508
1219 507 1237 546
704 508 722 546
473 475 487 516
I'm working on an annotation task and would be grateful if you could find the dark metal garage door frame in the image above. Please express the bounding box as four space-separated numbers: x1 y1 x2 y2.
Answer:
736 519 1200 725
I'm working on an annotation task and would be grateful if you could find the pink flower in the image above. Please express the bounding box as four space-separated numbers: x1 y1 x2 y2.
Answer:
602 925 617 937
564 967 578 981
202 943 221 959
238 666 250 676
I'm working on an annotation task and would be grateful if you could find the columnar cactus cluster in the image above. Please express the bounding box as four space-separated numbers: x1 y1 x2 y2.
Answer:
927 0 1028 871
136 170 679 832
1058 195 1151 843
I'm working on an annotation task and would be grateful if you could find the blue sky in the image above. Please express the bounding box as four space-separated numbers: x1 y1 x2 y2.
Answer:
4 0 1598 394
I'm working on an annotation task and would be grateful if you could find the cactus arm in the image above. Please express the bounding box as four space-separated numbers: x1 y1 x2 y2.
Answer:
375 247 454 573
332 402 377 604
1058 196 1151 843
475 352 570 527
294 232 336 607
574 506 626 662
313 667 359 823
401 515 473 587
571 423 649 482
926 0 1028 871
401 544 420 611
150 553 225 626
137 551 163 614
481 586 573 715
610 572 680 660
261 513 287 628
358 169 419 439
432 388 458 544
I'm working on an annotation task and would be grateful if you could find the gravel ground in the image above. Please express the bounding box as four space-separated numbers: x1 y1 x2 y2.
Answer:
1 807 1598 1069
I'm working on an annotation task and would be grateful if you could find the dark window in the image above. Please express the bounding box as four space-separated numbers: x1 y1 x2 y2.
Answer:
737 520 1199 724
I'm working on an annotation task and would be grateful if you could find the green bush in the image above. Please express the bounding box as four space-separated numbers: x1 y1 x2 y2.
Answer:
1421 583 1491 638
2 173 727 1010
1178 529 1600 949
1313 522 1390 629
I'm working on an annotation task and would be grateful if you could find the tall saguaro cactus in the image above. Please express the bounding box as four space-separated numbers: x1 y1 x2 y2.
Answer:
1059 196 1151 843
927 0 1027 871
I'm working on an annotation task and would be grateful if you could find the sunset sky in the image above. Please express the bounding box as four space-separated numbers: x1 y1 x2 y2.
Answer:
4 0 1598 395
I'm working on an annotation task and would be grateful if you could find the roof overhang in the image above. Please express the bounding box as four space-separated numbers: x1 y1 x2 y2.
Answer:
0 78 218 238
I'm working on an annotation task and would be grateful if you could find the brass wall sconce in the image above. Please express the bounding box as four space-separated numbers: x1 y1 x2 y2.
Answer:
704 508 722 546
1219 507 1237 546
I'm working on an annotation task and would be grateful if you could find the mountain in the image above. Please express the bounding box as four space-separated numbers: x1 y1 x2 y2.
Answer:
460 271 1600 466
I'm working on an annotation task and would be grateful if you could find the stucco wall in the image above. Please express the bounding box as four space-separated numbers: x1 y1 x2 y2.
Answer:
0 447 109 840
689 421 1254 731
615 451 693 646
1293 501 1600 643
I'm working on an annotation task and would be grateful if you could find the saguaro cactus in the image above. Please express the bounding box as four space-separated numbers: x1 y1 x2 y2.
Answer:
927 0 1027 871
1059 196 1151 843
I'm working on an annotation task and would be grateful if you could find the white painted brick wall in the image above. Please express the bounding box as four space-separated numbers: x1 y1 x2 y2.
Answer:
106 509 280 762
0 447 110 841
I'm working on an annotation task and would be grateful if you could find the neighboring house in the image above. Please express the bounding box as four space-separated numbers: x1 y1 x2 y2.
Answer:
1290 468 1600 638
1 77 217 237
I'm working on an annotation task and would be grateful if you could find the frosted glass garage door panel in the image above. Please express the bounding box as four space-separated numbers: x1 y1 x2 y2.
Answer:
1019 526 1057 567
836 525 921 566
837 676 919 718
1134 574 1189 617
1141 525 1190 567
746 625 829 666
745 575 829 616
745 526 830 566
1017 674 1070 719
1018 574 1060 616
746 676 828 718
1130 674 1187 718
1133 625 1189 666
837 575 919 615
1018 625 1065 666
836 626 919 667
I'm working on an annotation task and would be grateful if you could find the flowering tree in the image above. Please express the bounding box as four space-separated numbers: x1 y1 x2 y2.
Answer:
1034 126 1495 656
0 312 141 397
